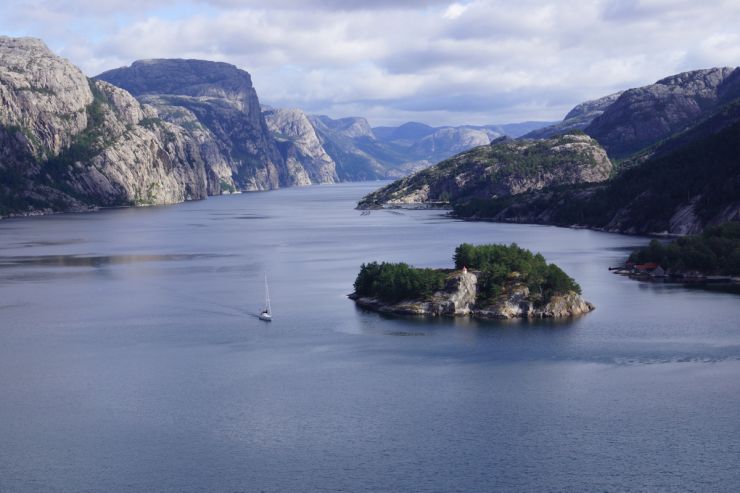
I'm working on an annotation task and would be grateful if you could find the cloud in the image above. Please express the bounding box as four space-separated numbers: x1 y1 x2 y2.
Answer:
443 3 468 19
1 0 739 126
201 0 450 11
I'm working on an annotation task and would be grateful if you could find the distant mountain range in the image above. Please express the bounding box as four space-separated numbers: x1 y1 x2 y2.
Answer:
263 110 553 181
3 34 737 232
361 67 740 234
0 35 551 217
99 60 553 184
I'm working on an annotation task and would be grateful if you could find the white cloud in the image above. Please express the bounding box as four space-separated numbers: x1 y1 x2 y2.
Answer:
443 3 468 19
1 0 739 126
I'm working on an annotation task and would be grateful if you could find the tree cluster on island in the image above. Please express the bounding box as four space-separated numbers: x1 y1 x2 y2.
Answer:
353 243 581 306
453 243 581 304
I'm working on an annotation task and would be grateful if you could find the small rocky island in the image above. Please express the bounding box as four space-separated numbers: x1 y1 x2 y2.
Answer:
350 243 594 320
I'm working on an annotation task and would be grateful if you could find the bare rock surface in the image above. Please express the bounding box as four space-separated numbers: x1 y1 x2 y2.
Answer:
585 67 739 157
0 37 209 216
351 270 594 320
263 108 338 184
97 59 300 191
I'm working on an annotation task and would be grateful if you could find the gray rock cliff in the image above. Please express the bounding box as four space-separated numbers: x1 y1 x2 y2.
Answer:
97 59 311 191
585 67 739 157
263 108 338 184
1 37 208 215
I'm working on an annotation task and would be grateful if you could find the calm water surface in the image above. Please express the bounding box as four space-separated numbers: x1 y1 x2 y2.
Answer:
1 182 739 492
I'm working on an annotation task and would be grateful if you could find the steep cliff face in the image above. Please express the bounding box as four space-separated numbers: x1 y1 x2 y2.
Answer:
0 37 208 216
0 36 91 158
76 81 208 206
585 67 739 157
358 133 612 209
97 59 312 191
263 108 338 184
523 92 623 139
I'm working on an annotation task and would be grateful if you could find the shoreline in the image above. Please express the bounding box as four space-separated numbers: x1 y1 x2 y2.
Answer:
356 201 687 238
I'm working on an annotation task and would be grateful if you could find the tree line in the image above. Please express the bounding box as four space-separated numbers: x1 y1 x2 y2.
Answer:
629 222 740 275
353 243 581 305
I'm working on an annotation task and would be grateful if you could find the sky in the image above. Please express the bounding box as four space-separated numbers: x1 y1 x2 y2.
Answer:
1 0 739 126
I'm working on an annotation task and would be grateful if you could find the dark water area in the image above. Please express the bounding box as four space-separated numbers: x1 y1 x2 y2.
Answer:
1 183 739 492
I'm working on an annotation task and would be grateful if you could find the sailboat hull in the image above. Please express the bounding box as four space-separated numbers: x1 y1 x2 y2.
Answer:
259 312 272 322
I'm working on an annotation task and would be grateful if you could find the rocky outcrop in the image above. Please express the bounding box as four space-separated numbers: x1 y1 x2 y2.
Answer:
358 132 612 209
523 92 623 139
351 270 593 320
473 287 594 319
585 67 739 157
351 270 478 316
1 37 208 216
97 59 310 191
263 108 338 184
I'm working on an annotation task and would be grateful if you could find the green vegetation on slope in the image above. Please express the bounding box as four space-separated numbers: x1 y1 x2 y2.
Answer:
629 222 740 275
44 80 113 178
454 243 581 304
358 132 609 208
1 80 117 215
453 117 740 234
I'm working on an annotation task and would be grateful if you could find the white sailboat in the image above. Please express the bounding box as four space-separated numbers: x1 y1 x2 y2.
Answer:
259 273 272 322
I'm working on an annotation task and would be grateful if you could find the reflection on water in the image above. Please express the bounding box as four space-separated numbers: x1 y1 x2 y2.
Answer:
0 182 739 492
0 253 233 268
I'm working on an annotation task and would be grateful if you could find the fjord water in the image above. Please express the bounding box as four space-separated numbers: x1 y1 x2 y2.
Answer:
1 183 739 492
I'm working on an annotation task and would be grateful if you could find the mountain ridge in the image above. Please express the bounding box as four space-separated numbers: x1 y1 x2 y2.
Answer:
97 59 300 191
358 132 612 209
452 101 740 234
0 36 210 216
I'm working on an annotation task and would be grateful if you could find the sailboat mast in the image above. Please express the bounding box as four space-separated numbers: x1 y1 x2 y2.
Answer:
264 273 271 314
